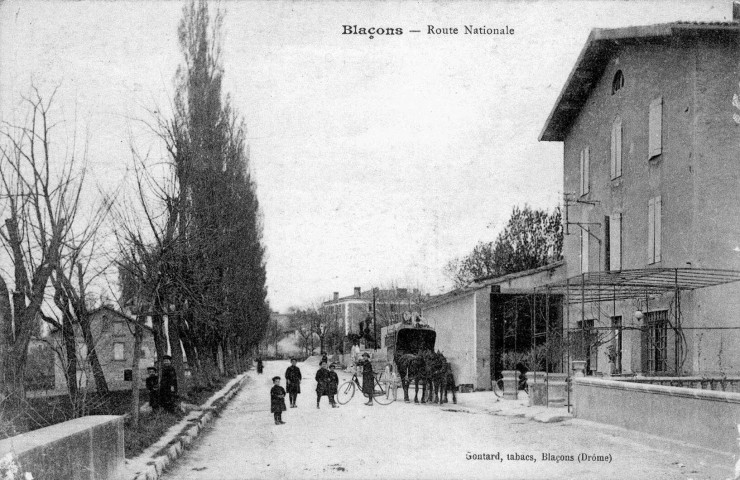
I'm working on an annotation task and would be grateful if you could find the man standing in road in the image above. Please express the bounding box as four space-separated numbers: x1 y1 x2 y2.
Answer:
359 352 374 406
315 360 335 408
285 358 302 408
160 355 179 413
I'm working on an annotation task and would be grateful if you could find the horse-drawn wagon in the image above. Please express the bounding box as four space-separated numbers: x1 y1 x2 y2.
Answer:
386 317 456 404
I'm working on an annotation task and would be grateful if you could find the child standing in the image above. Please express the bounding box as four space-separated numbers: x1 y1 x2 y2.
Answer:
270 376 286 425
383 363 398 401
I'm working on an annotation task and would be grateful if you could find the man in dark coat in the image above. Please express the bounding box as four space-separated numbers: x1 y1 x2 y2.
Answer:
359 352 375 406
145 366 159 411
285 358 302 408
270 376 286 425
315 360 335 408
159 355 179 413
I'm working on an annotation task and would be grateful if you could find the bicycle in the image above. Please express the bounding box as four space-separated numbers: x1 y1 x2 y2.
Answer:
492 372 528 398
336 372 394 405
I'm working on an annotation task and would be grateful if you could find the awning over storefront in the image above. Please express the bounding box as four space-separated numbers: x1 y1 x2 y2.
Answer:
539 268 740 304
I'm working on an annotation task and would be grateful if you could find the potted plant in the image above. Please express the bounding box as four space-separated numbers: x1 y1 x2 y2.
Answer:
606 345 618 376
500 351 526 400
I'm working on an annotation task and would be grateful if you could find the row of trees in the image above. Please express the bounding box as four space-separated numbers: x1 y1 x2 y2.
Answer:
0 0 269 434
444 205 563 288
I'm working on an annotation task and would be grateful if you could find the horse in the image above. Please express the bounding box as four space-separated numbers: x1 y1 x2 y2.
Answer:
426 351 457 405
434 361 457 405
396 351 430 403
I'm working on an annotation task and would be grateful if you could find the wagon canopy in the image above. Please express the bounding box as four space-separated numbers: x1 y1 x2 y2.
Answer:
395 326 436 355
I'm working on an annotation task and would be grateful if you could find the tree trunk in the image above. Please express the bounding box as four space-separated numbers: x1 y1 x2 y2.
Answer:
62 314 79 415
180 330 202 387
166 312 186 393
130 318 143 428
151 313 166 364
79 316 108 395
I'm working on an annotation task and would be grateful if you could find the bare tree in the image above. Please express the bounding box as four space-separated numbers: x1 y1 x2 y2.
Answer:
0 88 82 432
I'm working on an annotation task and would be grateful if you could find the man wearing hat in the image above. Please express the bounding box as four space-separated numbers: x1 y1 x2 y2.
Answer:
285 358 302 408
145 366 160 411
359 352 375 406
159 355 179 413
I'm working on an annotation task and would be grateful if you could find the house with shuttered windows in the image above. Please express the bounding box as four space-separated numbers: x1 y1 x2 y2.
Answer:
540 21 740 376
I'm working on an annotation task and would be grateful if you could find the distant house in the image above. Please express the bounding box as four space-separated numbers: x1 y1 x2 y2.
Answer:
322 287 422 336
40 306 156 395
539 21 740 376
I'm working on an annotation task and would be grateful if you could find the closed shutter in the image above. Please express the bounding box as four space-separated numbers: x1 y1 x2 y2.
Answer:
580 149 585 195
648 198 655 263
610 213 622 271
654 196 662 262
611 118 622 178
584 147 590 194
580 147 590 195
649 97 662 159
581 228 590 273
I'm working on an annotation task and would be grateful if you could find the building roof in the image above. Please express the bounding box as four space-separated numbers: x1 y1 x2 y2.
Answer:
423 262 566 309
323 288 418 306
540 22 740 142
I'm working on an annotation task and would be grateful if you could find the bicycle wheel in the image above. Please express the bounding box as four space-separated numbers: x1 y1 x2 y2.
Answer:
372 377 393 405
493 377 504 398
337 380 355 405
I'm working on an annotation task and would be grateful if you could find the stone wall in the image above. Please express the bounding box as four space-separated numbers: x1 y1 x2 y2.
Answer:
0 415 124 480
572 377 740 453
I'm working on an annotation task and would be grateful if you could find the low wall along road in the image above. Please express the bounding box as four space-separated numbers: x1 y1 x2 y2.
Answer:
572 377 740 453
0 415 124 480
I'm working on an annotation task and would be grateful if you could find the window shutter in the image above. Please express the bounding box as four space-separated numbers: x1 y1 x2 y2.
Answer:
581 228 590 273
649 97 662 159
580 149 585 195
610 213 622 271
654 196 661 262
584 147 590 194
610 123 616 178
604 216 611 270
613 118 622 178
648 198 655 263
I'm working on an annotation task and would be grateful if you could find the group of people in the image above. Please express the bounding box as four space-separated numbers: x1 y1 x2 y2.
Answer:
145 354 179 414
270 353 400 425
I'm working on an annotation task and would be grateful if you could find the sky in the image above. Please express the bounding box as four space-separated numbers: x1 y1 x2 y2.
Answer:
0 0 728 312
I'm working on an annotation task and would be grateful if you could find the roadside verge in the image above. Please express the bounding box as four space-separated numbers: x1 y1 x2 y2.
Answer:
125 372 249 480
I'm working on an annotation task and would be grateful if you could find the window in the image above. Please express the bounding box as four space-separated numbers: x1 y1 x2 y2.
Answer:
113 343 125 361
579 147 590 195
648 196 662 264
113 322 124 336
575 319 597 374
645 311 669 373
604 213 622 271
141 346 149 359
611 70 624 94
580 228 590 274
648 97 662 159
610 117 622 179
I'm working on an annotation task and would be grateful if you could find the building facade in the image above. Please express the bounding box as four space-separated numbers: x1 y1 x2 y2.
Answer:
422 262 566 390
540 22 740 376
40 306 156 395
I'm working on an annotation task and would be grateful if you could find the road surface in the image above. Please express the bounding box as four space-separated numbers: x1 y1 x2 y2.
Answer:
163 360 732 479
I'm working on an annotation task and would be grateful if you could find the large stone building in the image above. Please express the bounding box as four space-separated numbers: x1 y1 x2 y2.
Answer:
540 21 740 376
321 287 423 350
38 306 156 395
